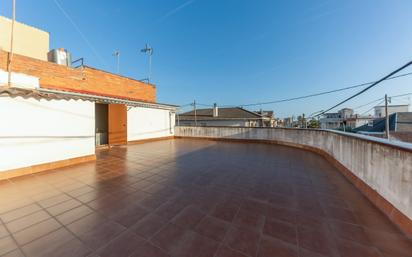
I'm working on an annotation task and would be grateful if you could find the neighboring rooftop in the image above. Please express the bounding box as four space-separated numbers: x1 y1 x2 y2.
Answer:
354 112 412 133
179 107 263 120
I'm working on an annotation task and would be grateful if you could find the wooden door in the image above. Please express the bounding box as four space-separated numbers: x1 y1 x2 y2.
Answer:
108 104 127 145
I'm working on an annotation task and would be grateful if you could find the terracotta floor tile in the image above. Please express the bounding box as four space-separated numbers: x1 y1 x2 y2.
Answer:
5 210 50 233
195 215 230 242
329 220 370 245
66 212 108 236
337 239 383 257
299 248 330 257
0 236 18 255
21 228 90 257
46 199 82 216
241 199 268 215
37 194 72 208
224 226 260 257
67 185 95 197
211 202 240 222
154 200 188 221
263 218 297 245
265 205 297 224
258 237 298 257
150 223 189 253
96 231 145 257
75 190 106 203
77 221 125 250
172 232 219 257
268 193 298 210
297 226 337 257
234 209 265 231
0 199 35 216
13 218 61 245
296 213 327 229
323 206 358 224
139 194 168 210
215 246 249 257
110 203 148 228
129 242 170 257
0 224 9 238
1 249 25 257
365 229 412 257
0 204 42 223
171 205 205 229
55 205 94 225
131 213 168 239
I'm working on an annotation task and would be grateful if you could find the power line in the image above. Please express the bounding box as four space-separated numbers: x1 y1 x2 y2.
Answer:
219 71 412 108
360 99 385 116
179 71 412 110
353 97 384 110
314 60 412 117
52 0 108 68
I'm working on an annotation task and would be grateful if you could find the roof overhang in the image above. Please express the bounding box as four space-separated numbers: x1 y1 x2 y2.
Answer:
0 86 178 111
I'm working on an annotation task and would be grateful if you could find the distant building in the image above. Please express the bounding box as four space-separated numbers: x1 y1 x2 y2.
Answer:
178 105 269 127
283 117 294 128
254 110 276 127
353 112 412 143
282 116 302 128
374 104 410 117
0 16 49 61
320 108 373 130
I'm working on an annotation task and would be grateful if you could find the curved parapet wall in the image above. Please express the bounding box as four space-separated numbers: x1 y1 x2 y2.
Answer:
175 126 412 238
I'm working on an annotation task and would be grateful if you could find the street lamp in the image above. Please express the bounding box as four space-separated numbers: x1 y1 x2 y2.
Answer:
140 44 153 83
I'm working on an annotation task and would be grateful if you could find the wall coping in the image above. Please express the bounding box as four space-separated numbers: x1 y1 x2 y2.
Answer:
176 125 412 153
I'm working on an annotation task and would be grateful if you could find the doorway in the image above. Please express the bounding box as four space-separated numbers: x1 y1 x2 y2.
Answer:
95 103 108 146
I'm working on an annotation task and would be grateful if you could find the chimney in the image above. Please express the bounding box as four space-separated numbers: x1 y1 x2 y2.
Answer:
213 103 218 117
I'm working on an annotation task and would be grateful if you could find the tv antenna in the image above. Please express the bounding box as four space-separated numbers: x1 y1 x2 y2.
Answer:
141 44 153 83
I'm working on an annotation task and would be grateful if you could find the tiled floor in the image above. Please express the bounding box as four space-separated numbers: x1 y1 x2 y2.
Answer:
0 139 411 257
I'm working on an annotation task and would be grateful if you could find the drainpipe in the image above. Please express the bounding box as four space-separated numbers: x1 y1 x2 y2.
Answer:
7 0 16 88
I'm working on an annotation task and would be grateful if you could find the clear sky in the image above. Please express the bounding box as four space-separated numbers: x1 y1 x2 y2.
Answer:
2 0 412 118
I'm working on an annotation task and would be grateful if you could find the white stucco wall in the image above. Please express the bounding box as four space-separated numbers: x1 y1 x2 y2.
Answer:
0 97 95 172
127 107 175 141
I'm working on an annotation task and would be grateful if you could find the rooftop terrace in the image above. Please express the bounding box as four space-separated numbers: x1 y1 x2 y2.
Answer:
0 139 411 257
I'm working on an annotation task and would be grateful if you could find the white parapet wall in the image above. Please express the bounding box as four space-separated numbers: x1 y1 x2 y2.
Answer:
127 106 175 141
0 96 95 172
175 126 412 227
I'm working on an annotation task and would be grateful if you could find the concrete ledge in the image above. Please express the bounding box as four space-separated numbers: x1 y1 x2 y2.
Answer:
175 126 412 239
0 154 96 180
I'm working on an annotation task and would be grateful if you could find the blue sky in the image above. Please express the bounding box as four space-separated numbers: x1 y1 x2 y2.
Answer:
2 0 412 118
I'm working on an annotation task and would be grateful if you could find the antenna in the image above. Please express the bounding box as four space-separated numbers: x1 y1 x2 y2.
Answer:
112 51 120 74
140 44 153 83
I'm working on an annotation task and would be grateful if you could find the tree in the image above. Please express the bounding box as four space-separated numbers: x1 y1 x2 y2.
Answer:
308 119 320 128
